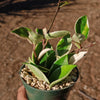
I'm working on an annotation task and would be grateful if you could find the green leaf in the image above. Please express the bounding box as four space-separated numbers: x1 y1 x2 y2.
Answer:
28 31 43 44
32 42 52 64
32 42 43 64
31 64 49 73
56 34 72 56
75 16 89 39
45 51 56 69
68 53 75 62
38 48 52 60
36 28 43 35
35 42 43 57
49 54 68 75
26 63 49 83
45 30 70 40
32 52 35 63
45 42 52 48
35 42 52 57
39 50 54 67
28 57 33 63
49 65 77 88
12 27 30 38
12 27 44 44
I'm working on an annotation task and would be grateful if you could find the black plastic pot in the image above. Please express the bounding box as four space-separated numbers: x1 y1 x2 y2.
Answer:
20 65 79 100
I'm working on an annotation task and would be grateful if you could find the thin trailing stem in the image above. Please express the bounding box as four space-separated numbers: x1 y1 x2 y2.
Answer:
78 90 96 100
47 0 61 33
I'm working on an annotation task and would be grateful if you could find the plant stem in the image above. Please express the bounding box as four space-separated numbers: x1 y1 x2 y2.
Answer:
42 39 48 49
47 0 61 33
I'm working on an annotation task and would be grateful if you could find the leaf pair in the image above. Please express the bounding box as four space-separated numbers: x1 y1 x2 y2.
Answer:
12 27 44 45
12 27 70 45
48 54 76 88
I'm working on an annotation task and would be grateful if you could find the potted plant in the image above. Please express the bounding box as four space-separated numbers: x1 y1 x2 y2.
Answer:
12 1 89 100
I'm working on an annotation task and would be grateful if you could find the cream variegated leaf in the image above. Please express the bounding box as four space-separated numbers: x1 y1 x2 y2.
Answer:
69 51 87 64
38 48 52 60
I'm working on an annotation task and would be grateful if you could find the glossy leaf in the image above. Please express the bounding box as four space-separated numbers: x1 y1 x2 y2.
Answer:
26 63 49 83
38 48 52 60
32 42 43 64
56 34 72 56
36 28 43 35
69 51 87 64
12 27 30 38
45 30 70 40
49 65 77 88
45 51 56 69
49 54 68 75
39 50 54 66
75 16 89 39
12 27 44 44
68 53 75 62
34 41 52 58
35 42 43 58
32 42 52 64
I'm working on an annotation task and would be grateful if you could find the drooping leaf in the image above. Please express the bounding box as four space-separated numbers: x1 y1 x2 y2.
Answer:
69 51 87 64
49 65 77 88
26 63 49 83
75 16 89 39
45 30 70 40
56 34 72 56
49 54 68 75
